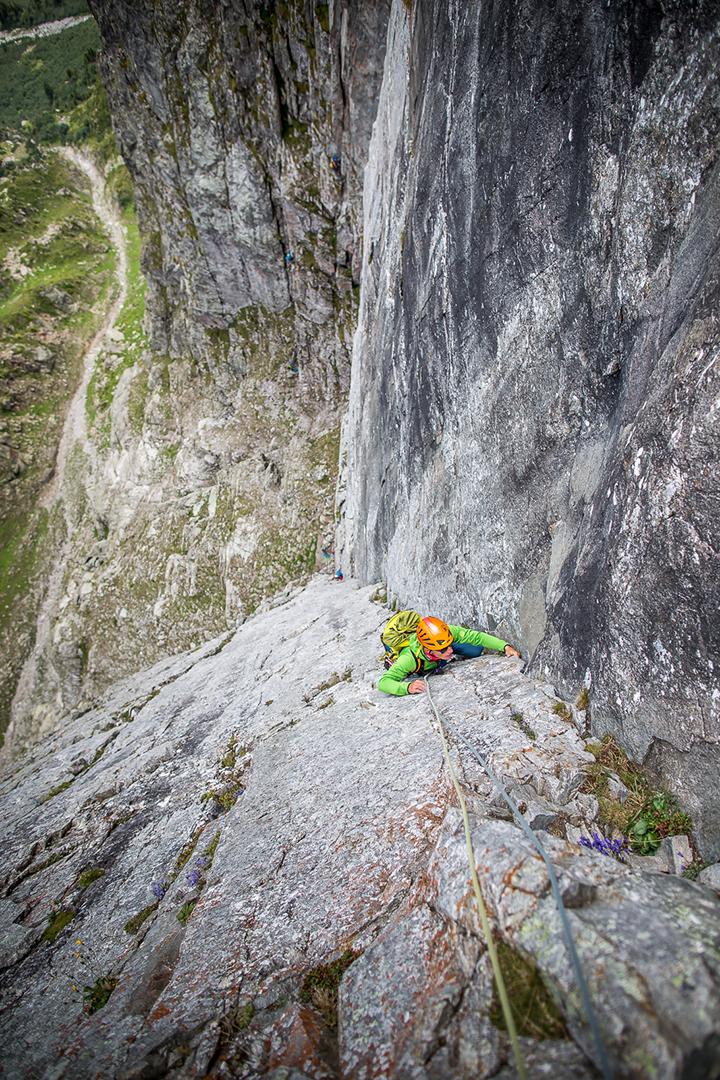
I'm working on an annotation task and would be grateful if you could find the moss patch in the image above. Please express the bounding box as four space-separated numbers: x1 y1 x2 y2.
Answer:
124 903 157 934
78 867 104 887
299 948 361 1029
42 908 75 943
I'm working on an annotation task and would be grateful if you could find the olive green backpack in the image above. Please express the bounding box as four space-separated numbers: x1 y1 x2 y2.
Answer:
380 610 421 667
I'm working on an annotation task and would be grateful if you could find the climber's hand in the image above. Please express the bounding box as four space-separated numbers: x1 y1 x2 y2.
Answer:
408 680 426 694
504 646 521 659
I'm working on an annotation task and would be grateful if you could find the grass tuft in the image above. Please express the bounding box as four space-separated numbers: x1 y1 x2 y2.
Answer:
490 938 567 1040
576 687 590 711
510 711 536 741
299 947 361 1029
583 734 692 853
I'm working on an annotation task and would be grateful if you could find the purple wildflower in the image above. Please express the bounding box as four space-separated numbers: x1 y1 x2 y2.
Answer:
186 856 209 889
152 880 170 900
579 832 629 862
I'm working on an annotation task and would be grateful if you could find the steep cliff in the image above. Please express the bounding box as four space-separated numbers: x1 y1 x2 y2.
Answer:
5 0 390 751
341 0 720 857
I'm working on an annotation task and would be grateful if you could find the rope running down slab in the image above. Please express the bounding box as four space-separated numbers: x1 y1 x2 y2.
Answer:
425 675 614 1080
425 677 528 1080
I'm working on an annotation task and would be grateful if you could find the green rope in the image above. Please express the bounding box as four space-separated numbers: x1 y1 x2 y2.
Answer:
425 677 528 1080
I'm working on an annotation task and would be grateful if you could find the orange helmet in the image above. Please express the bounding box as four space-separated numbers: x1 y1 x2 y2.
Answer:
416 617 453 651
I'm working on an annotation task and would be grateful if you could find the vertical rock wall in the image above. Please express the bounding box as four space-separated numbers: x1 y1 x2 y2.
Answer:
90 0 387 367
342 0 720 856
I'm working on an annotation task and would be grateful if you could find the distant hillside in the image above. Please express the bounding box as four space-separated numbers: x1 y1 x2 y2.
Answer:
0 16 101 142
0 0 88 32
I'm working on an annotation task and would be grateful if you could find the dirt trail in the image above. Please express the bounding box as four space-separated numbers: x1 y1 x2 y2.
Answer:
2 148 128 762
41 147 128 507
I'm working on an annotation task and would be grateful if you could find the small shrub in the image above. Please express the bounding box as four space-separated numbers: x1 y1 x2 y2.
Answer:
177 900 197 926
78 867 104 888
299 948 361 1029
124 903 157 934
83 974 117 1014
42 909 75 943
576 687 590 711
490 939 567 1040
584 735 693 853
510 711 536 740
551 701 572 722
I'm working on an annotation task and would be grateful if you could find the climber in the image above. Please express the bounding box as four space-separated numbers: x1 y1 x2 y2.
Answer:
378 616 520 696
330 155 341 174
285 252 295 263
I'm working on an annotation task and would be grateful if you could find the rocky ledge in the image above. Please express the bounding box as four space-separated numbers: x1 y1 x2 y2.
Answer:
1 578 719 1079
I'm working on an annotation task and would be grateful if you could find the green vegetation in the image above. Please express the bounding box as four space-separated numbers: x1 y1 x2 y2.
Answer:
219 999 254 1040
202 734 247 809
551 700 573 722
304 668 352 703
490 939 567 1040
174 828 203 874
0 0 89 32
510 711 536 741
124 902 157 934
299 948 361 1029
43 777 73 799
176 899 197 926
584 734 693 854
42 908 74 942
83 973 117 1013
681 858 708 881
27 850 65 875
78 866 104 887
0 18 100 136
200 785 241 810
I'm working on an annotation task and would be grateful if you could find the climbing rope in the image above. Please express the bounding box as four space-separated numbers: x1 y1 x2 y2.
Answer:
425 678 528 1080
425 676 614 1080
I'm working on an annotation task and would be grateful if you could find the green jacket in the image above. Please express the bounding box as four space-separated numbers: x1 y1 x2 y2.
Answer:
377 624 509 696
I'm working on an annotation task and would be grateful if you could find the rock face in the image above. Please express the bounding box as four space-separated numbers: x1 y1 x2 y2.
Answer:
341 1 720 857
89 0 388 362
2 577 720 1079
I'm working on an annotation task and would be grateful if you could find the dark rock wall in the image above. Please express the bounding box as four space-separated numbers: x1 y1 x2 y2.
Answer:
343 1 720 856
89 0 389 376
